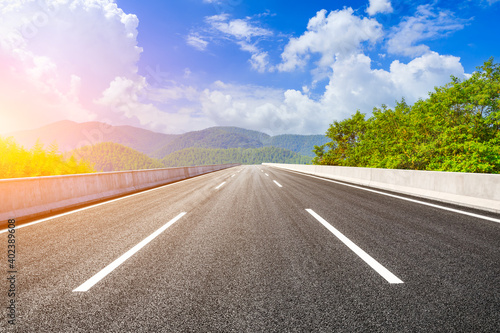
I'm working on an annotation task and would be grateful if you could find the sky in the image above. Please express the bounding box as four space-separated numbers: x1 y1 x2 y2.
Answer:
0 0 499 136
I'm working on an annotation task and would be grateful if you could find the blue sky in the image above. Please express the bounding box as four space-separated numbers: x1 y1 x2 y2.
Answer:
1 0 499 135
120 0 498 87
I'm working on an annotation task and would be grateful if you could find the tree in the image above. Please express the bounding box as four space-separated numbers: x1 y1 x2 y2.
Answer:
315 110 367 166
314 58 500 173
0 136 95 179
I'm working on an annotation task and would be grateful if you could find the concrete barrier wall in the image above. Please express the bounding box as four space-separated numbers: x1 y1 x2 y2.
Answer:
263 163 500 213
0 164 239 223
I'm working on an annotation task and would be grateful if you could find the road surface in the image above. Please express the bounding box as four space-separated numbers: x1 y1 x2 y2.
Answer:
1 165 499 332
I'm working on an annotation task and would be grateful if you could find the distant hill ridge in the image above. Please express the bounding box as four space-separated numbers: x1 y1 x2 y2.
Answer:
6 121 328 158
161 147 311 167
70 142 164 172
69 142 312 171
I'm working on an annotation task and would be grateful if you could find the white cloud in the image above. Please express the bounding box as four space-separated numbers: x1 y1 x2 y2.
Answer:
205 13 228 22
320 52 466 121
206 14 272 40
387 5 467 57
197 52 464 135
186 34 208 51
236 41 270 73
0 0 143 133
147 85 199 103
96 76 213 134
0 0 472 138
192 14 273 72
366 0 393 16
278 8 383 72
155 48 465 136
199 81 324 135
187 7 468 135
236 40 258 53
0 0 209 135
0 46 96 133
250 51 270 73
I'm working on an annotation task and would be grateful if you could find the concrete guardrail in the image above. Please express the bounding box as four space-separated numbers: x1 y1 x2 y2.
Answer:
0 164 239 224
263 163 500 214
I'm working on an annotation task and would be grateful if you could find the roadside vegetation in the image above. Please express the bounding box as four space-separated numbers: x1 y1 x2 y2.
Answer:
161 147 311 167
4 59 498 178
0 138 310 179
0 137 95 179
71 142 164 172
313 58 500 173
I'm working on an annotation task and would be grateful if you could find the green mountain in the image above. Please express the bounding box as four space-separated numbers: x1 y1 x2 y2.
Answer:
268 134 329 157
70 142 164 172
69 142 312 171
161 147 312 167
151 127 265 158
151 126 327 158
8 122 327 159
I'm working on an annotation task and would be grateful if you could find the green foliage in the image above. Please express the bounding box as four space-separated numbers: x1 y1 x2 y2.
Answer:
0 137 95 179
161 147 312 167
314 110 368 166
71 142 164 172
152 127 265 158
0 136 313 177
72 142 311 170
151 126 327 158
268 134 329 157
315 58 500 173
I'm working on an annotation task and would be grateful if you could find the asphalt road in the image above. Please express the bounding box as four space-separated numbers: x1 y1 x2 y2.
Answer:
1 165 499 332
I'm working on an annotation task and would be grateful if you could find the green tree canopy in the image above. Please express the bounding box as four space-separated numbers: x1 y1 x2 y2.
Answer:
0 137 95 179
314 58 500 173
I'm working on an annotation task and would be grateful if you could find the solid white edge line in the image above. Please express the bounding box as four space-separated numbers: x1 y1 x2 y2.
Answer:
73 212 186 292
0 169 232 234
280 168 500 224
306 209 403 284
273 180 283 188
215 181 226 189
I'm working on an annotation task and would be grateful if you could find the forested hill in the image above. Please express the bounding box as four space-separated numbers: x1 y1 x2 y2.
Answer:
314 59 500 174
9 122 326 158
0 136 311 178
161 147 311 167
150 127 265 158
151 127 327 158
268 134 329 157
71 142 164 172
70 142 312 172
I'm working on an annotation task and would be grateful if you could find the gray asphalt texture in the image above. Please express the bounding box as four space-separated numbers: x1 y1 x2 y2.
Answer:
1 165 499 332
